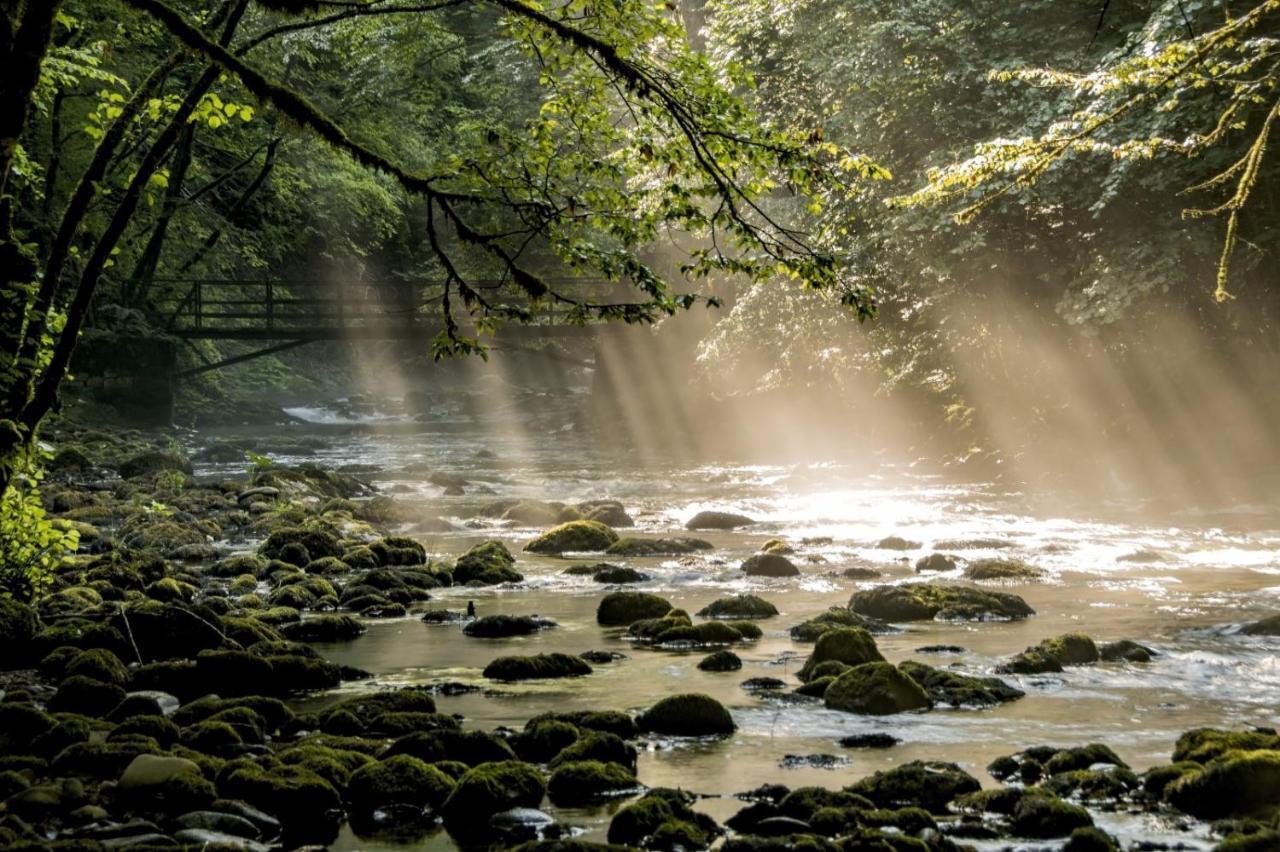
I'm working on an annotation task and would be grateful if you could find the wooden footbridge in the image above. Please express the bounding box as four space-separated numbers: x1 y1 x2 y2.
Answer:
152 277 616 377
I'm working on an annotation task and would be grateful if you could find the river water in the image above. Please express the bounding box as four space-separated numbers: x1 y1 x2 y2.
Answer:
189 393 1280 850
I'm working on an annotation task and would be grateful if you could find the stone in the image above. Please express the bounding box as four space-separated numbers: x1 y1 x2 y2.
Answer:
697 650 742 672
741 553 799 577
964 558 1044 581
915 553 958 573
452 540 523 585
464 614 557 638
798 627 883 681
686 510 754 530
823 662 931 715
697 594 778 619
897 660 1024 707
605 537 713 556
547 760 638 806
524 520 618 554
483 653 592 681
597 591 672 626
850 582 1034 622
638 693 735 736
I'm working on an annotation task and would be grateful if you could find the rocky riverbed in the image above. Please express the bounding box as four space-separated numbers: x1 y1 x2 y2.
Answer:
1 416 1278 851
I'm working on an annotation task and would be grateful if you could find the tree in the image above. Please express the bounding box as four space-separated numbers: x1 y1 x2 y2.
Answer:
0 0 877 495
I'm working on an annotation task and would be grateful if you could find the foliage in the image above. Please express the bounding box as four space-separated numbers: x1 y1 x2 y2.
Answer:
0 453 79 601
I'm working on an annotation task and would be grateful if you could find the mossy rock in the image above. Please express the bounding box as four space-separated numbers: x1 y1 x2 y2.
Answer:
1240 613 1280 636
741 553 799 577
1044 767 1139 801
592 565 650 584
382 729 517 767
643 619 751 647
698 650 742 672
963 558 1045 581
370 535 428 567
686 510 754 530
1173 728 1280 763
1098 639 1155 662
121 520 206 553
606 537 713 557
1040 743 1128 775
260 526 343 561
217 761 341 824
897 660 1024 707
48 675 126 717
484 653 592 681
548 730 636 771
442 760 546 824
697 594 779 619
346 754 456 813
52 738 162 778
453 540 523 585
797 627 883 681
511 719 581 763
111 715 180 747
1140 762 1202 797
65 648 130 686
118 450 192 479
608 789 714 846
525 520 619 554
180 719 243 752
597 590 672 626
1010 792 1094 838
532 710 639 740
548 760 638 806
824 662 930 716
1165 749 1280 819
107 600 227 661
281 614 366 643
761 539 794 555
848 760 980 813
638 693 735 736
850 582 1034 622
789 607 892 641
915 553 958 573
306 556 353 575
115 753 214 813
464 614 557 638
318 688 438 729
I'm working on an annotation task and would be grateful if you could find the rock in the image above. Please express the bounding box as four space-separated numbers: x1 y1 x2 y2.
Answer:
597 591 671 626
452 540 523 585
66 648 130 685
259 526 343 561
384 729 517 766
1098 638 1155 662
1240 613 1280 635
848 760 980 812
875 536 920 550
1010 792 1094 838
483 653 592 681
823 662 931 715
578 500 635 528
897 661 1024 707
697 594 778 619
547 760 638 805
915 553 958 573
1173 728 1280 763
217 763 341 825
686 510 754 530
850 582 1034 622
592 565 650 584
999 633 1099 674
606 537 713 556
697 650 742 672
741 677 788 692
840 566 882 579
464 614 557 638
115 754 213 811
119 450 192 479
0 598 39 663
1165 749 1280 819
579 650 626 664
346 754 456 812
798 628 883 681
173 810 260 839
839 733 900 749
171 829 269 851
524 520 619 554
741 553 799 577
638 693 735 736
281 614 366 642
607 788 714 846
442 760 546 825
1063 827 1120 852
789 607 893 640
49 674 127 716
934 537 1015 550
964 558 1044 581
498 500 562 526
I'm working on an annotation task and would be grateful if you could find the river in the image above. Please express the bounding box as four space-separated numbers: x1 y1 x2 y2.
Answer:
187 392 1280 850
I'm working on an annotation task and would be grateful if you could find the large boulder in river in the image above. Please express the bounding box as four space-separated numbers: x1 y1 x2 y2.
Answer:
606 537 712 556
638 693 735 736
442 761 546 824
119 450 192 479
1165 749 1280 819
897 661 1023 707
848 760 980 812
823 662 931 715
597 591 672 626
524 520 618 554
697 594 778 619
797 628 883 681
742 553 799 577
850 582 1034 622
790 607 893 640
997 633 1099 675
685 510 754 530
483 653 592 681
452 541 523 585
463 614 556 638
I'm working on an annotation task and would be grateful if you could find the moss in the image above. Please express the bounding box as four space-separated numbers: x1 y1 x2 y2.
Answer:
897 660 1023 707
305 556 351 575
30 619 127 661
31 717 94 758
1166 749 1280 819
206 705 267 743
63 648 130 686
608 789 715 846
249 605 300 626
1010 792 1094 838
549 731 636 771
484 652 592 681
850 582 1034 622
119 450 192 479
463 614 556 638
259 526 343 561
51 738 162 778
545 759 639 806
511 719 581 763
194 649 275 695
822 662 930 716
110 715 180 747
277 541 311 567
525 520 619 554
280 614 365 642
1173 728 1280 764
797 627 883 681
647 620 748 646
847 760 980 812
605 537 713 556
1098 639 1154 662
530 709 638 740
217 761 341 824
369 535 427 567
341 545 380 570
346 754 456 812
1215 830 1280 851
963 558 1044 581
263 652 343 692
638 693 735 736
383 729 517 767
211 554 270 578
686 510 754 530
1045 766 1139 803
452 540 523 585
597 590 673 626
442 760 546 824
180 719 244 752
697 594 779 619
741 553 799 577
1043 743 1128 774
698 649 742 671
48 675 126 717
789 607 889 642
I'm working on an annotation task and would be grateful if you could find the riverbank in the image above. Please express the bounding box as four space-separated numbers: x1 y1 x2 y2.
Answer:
0 418 1277 850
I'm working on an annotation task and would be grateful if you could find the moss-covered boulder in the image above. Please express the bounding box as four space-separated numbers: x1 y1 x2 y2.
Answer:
606 537 713 556
848 760 980 812
525 520 619 554
1240 613 1280 635
452 540 523 585
48 675 127 716
65 648 130 686
638 693 735 736
592 565 650 584
823 662 931 715
897 660 1024 707
1172 728 1280 763
608 788 716 846
698 650 742 672
915 553 958 573
1010 791 1094 838
741 553 800 577
483 653 592 681
510 719 582 763
217 761 341 825
383 729 517 767
0 598 39 665
697 594 778 619
1098 639 1155 662
798 628 883 681
115 753 214 812
597 590 672 626
281 614 366 643
463 614 557 638
686 510 754 530
547 760 638 806
442 760 546 823
346 754 457 813
119 450 192 479
964 558 1045 581
850 582 1034 622
789 607 892 641
1165 749 1280 819
260 526 343 561
999 633 1100 674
